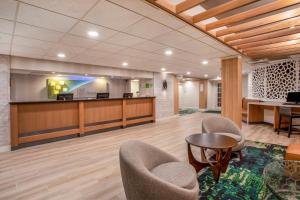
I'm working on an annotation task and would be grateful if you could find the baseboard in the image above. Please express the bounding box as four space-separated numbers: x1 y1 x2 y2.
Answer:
0 145 11 152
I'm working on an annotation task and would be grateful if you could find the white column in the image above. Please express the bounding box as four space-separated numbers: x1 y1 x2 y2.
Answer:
0 55 10 152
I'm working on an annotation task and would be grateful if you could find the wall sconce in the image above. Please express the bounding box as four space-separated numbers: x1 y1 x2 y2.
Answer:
163 80 167 89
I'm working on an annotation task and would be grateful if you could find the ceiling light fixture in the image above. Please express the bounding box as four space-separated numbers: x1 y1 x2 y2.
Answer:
51 72 56 74
186 71 191 75
57 53 65 58
161 68 166 71
204 74 208 78
164 50 173 56
122 62 128 66
290 26 295 29
202 60 208 65
88 31 99 37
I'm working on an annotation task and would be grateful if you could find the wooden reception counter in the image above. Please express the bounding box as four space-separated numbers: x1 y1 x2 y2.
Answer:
10 97 155 149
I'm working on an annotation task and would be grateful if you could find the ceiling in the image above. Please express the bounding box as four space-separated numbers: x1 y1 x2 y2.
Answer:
150 0 300 60
0 0 240 79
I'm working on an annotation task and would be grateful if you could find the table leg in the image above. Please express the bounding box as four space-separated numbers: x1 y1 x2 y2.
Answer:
187 144 209 172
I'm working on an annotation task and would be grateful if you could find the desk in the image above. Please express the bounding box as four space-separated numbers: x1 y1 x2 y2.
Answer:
247 102 300 129
10 97 155 149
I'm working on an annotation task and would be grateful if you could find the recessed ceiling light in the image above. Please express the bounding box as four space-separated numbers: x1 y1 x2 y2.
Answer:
186 71 191 75
57 53 65 58
122 62 128 66
161 68 166 71
88 31 99 37
164 50 173 56
202 60 208 65
204 74 208 78
290 26 295 29
51 72 56 74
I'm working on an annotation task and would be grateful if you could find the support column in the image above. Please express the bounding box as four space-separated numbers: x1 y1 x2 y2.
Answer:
199 79 208 109
221 57 242 128
0 55 10 151
173 76 179 114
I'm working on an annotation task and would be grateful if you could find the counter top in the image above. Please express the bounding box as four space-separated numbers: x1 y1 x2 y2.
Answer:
10 96 155 104
248 101 300 108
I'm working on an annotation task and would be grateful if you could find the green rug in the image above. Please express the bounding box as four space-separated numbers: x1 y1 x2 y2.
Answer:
198 141 286 200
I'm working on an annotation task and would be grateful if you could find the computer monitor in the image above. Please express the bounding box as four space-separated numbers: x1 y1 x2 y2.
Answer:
57 93 73 101
286 92 300 104
97 93 109 99
123 93 133 98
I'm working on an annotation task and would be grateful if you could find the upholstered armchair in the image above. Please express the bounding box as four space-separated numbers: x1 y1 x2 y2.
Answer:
119 140 199 200
202 116 245 160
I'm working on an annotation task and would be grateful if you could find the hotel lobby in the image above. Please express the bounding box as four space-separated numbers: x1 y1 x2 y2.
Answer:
0 0 300 199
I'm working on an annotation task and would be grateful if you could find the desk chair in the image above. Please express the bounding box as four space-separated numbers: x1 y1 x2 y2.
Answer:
123 93 133 98
277 107 300 138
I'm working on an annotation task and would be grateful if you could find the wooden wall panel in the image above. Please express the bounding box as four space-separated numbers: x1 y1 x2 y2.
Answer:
125 99 153 118
84 100 122 124
221 57 242 128
199 79 208 109
173 76 179 114
18 102 79 134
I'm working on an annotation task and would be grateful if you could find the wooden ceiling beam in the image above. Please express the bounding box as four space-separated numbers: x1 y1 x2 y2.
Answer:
242 39 300 52
247 45 300 56
249 47 300 59
193 0 258 23
236 33 300 49
224 16 300 42
176 0 205 14
205 0 300 31
216 7 300 37
154 0 176 12
228 26 300 46
245 42 300 54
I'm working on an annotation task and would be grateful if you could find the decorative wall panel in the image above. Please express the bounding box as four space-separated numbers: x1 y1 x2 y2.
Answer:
249 59 299 102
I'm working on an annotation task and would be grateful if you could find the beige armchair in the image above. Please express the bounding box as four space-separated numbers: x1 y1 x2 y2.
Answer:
202 116 245 160
119 140 199 200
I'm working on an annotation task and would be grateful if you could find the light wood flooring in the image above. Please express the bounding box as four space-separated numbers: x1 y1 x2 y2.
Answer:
0 112 300 200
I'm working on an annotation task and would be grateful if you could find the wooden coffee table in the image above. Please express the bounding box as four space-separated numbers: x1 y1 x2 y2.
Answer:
185 133 238 182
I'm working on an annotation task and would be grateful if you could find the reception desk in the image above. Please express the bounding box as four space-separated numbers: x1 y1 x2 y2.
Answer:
247 101 300 129
10 97 155 148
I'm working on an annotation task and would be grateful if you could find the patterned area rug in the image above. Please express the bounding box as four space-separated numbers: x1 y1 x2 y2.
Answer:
198 141 286 200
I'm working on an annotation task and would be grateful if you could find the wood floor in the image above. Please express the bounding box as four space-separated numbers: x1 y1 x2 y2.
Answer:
0 112 300 200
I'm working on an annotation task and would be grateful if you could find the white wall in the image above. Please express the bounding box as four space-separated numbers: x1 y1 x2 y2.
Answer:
0 55 10 151
179 81 199 109
153 72 175 119
242 74 248 97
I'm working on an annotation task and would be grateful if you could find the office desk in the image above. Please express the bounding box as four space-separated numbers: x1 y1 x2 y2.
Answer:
10 97 155 149
247 102 300 129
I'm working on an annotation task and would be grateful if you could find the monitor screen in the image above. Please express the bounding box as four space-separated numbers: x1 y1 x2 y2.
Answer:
57 93 74 101
286 92 300 103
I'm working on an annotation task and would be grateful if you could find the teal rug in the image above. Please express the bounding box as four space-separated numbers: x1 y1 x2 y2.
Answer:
179 108 199 115
198 141 286 200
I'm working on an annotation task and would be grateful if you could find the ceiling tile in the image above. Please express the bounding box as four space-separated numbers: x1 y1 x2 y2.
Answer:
84 0 143 31
123 18 172 39
146 10 186 29
92 42 125 53
19 0 98 18
152 31 191 47
178 25 206 39
132 41 166 52
118 48 151 57
109 0 158 17
60 34 99 48
0 33 12 44
13 36 55 51
17 3 77 32
12 44 47 57
15 23 65 42
199 36 239 56
0 19 14 35
106 33 145 47
0 0 17 20
69 21 117 41
45 44 86 58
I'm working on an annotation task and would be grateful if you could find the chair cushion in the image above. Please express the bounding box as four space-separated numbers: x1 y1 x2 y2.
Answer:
286 144 300 161
151 162 196 189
